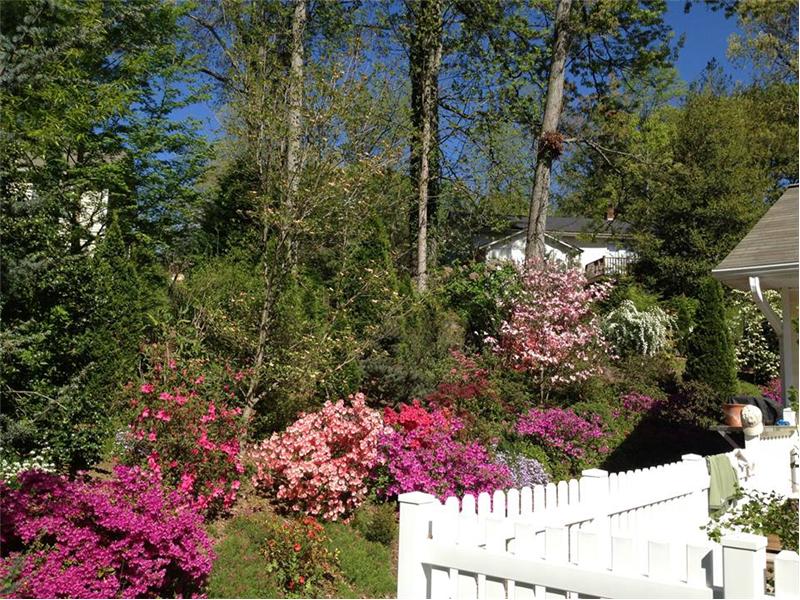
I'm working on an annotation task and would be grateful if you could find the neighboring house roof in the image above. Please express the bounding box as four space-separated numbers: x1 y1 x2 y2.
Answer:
712 184 799 291
475 215 632 250
477 229 583 255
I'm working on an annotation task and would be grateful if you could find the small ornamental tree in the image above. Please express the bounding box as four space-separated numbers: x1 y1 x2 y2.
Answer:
487 259 612 400
685 278 737 402
127 360 246 516
249 393 384 521
0 467 214 598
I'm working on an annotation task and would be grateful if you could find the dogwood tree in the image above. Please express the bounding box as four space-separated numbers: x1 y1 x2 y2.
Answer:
487 259 612 400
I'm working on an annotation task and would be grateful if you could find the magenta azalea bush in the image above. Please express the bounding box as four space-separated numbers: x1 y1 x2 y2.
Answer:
762 377 782 406
127 360 245 515
488 258 611 398
379 402 512 500
0 467 213 598
516 407 608 461
250 393 384 521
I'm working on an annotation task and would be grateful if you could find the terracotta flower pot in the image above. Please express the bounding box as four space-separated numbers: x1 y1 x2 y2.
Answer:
723 403 747 427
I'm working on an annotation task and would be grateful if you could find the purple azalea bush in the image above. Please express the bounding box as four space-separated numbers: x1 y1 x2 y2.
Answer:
516 407 607 460
0 466 214 598
379 404 512 500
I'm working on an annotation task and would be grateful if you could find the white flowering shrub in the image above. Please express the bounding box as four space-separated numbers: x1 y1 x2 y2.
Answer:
728 290 780 383
602 300 674 357
0 446 57 481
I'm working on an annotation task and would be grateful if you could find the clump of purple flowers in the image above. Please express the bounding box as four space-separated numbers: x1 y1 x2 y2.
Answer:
620 392 661 414
496 452 549 488
762 378 782 406
0 466 214 598
515 407 607 460
378 404 512 500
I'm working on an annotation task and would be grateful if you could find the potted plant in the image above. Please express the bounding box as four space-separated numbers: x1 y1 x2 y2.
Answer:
722 399 748 427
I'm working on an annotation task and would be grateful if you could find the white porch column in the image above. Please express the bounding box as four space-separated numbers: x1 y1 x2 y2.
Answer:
781 288 798 405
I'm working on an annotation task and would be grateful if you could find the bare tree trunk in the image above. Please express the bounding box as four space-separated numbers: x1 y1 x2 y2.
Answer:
286 0 305 209
409 0 442 291
242 0 306 429
525 0 572 262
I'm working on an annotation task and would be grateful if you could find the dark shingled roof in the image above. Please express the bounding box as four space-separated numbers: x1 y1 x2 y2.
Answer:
712 184 799 291
502 216 632 236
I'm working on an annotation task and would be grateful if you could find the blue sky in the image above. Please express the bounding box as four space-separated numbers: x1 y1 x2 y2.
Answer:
664 0 749 84
179 1 747 141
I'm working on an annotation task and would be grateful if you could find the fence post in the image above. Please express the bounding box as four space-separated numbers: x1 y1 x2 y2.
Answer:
397 491 438 600
681 453 708 530
581 468 610 538
721 532 767 599
774 550 800 600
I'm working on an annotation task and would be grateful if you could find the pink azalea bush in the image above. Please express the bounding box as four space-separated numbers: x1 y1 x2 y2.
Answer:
0 466 213 598
619 391 661 415
128 360 245 515
378 402 512 500
487 258 611 398
249 393 383 521
515 407 608 462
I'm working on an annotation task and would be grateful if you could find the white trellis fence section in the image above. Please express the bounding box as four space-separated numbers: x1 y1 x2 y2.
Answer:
397 454 800 599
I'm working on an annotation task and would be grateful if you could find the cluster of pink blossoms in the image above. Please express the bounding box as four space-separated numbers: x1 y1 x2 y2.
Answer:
250 393 384 521
516 407 608 460
379 402 512 500
129 361 245 515
488 258 612 390
0 467 213 598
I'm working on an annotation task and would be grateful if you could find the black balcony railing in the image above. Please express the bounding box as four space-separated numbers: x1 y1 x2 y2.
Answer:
585 255 634 281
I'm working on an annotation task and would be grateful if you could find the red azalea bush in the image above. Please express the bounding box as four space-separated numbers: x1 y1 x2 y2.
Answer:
762 377 782 405
487 259 611 398
0 466 214 599
249 393 384 521
378 401 512 500
128 359 245 515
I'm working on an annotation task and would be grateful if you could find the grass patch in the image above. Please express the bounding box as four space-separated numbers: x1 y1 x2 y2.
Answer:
207 515 283 598
324 522 397 598
207 511 397 598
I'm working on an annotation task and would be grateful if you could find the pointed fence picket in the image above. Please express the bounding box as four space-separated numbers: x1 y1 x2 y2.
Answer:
397 453 800 600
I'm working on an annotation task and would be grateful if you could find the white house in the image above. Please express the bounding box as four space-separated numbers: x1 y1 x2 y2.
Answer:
475 214 635 279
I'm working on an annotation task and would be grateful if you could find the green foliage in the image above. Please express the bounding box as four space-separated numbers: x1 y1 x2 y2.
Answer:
438 263 521 348
208 516 284 599
685 278 737 402
663 380 722 429
0 0 205 469
323 522 397 598
704 490 799 552
350 501 398 547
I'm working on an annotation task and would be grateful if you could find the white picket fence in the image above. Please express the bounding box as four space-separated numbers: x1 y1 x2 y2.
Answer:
397 453 800 599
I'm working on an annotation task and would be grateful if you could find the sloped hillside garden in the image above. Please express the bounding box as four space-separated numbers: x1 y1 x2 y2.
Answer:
0 260 778 597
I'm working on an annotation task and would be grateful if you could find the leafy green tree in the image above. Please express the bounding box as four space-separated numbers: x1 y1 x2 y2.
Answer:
0 0 206 468
685 278 737 402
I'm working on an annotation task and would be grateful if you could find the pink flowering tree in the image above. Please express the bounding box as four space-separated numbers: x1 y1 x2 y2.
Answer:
0 466 214 598
126 360 246 516
249 393 384 521
487 258 612 400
